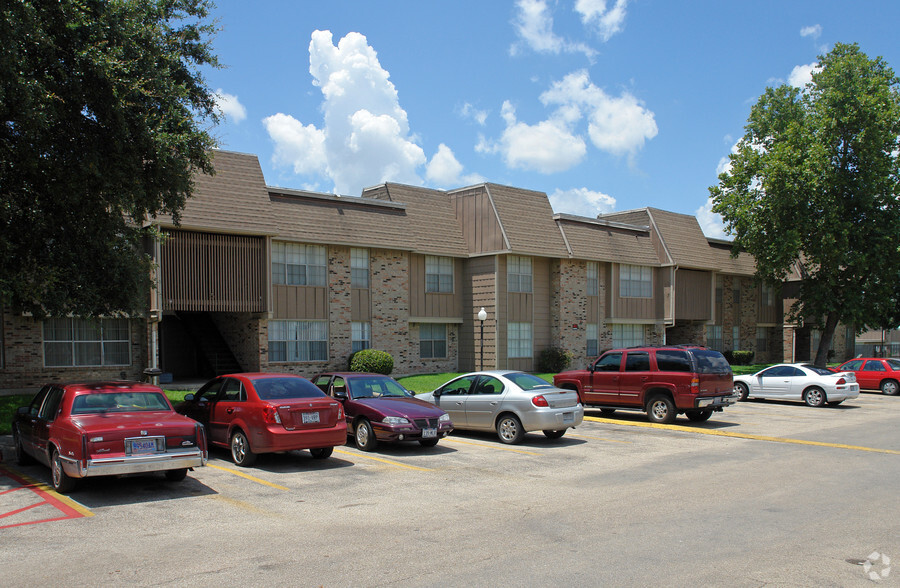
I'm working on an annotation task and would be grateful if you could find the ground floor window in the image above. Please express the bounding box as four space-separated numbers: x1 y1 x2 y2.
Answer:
756 327 768 352
43 317 130 367
732 326 740 350
352 321 371 354
268 320 328 362
706 325 723 351
420 323 447 359
508 322 532 358
586 323 599 357
612 324 644 349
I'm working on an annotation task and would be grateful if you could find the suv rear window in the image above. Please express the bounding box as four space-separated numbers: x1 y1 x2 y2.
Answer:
655 349 692 372
692 349 732 374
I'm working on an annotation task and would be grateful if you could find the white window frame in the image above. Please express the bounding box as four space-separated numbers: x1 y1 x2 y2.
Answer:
351 248 369 289
425 256 454 293
587 262 599 297
420 323 447 359
707 325 723 351
272 242 327 286
611 324 644 348
760 283 775 307
351 321 370 354
43 317 131 367
268 320 328 362
508 322 533 358
508 256 533 293
619 264 652 298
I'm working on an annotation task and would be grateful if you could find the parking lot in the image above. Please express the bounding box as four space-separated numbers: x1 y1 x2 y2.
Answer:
2 392 899 586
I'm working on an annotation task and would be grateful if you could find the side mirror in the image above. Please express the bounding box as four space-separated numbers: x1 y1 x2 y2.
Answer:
589 363 595 373
16 406 29 415
433 389 442 398
333 389 348 400
184 393 195 402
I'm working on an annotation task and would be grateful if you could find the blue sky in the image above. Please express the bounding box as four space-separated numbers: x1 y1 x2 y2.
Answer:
204 0 900 238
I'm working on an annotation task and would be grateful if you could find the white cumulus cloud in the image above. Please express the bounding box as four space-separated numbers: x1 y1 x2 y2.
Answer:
800 24 822 39
511 0 596 58
460 102 489 126
215 89 247 123
788 62 819 88
426 144 484 187
696 197 727 239
263 113 327 176
550 187 616 217
575 0 629 42
496 101 587 173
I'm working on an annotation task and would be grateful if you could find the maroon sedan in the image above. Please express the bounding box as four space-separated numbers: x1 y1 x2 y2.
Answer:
177 373 346 466
836 358 900 395
311 372 453 451
12 381 207 493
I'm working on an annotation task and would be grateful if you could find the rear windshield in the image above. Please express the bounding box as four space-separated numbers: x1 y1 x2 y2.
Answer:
505 372 553 391
253 377 327 400
71 392 170 414
801 364 835 376
692 350 732 374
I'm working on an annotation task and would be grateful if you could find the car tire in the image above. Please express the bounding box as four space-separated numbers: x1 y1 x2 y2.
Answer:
14 428 35 466
686 410 713 422
734 382 749 401
354 419 377 451
803 386 827 407
419 438 440 447
599 408 616 416
542 429 566 439
646 395 677 424
880 379 899 396
51 447 77 493
165 468 188 481
230 430 257 467
310 447 334 459
496 414 525 444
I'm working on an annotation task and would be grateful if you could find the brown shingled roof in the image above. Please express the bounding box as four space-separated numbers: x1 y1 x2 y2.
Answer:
481 183 569 258
554 214 661 265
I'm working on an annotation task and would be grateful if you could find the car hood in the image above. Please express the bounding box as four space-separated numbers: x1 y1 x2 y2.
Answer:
352 396 446 418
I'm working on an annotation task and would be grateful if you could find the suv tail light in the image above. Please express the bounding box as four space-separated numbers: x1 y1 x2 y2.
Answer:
262 405 282 425
531 395 549 407
690 377 700 393
337 404 344 419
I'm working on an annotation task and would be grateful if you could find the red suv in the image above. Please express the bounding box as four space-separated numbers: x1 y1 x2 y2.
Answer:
553 345 735 424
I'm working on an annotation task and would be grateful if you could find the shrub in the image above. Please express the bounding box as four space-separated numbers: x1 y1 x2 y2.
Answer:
724 350 754 365
537 347 574 373
349 349 394 375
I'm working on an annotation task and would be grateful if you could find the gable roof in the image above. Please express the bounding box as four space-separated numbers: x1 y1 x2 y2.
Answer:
554 214 661 265
474 183 569 258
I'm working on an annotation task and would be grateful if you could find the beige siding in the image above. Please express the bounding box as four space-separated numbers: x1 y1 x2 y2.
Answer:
352 289 370 321
462 256 497 371
452 187 505 254
272 285 327 319
606 263 657 320
675 269 712 321
532 256 551 364
409 254 463 318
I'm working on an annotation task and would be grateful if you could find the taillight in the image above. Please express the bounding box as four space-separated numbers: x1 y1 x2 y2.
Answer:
836 377 846 385
338 404 344 419
690 377 700 393
262 405 282 424
531 395 549 407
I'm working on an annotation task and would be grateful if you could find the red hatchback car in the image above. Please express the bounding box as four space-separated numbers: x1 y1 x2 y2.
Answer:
176 373 346 466
12 381 208 493
836 358 900 395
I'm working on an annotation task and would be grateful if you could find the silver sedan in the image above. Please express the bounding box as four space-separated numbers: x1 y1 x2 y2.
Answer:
417 370 584 444
733 363 860 407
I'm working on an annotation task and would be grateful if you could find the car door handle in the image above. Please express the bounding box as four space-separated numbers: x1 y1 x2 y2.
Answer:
641 376 648 381
226 408 235 414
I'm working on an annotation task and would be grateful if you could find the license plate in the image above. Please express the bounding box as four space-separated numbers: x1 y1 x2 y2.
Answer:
302 412 320 424
422 428 437 438
563 412 574 423
129 439 158 454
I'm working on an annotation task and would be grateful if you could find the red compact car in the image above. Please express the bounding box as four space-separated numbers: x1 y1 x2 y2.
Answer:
176 373 346 466
836 358 900 395
12 381 208 493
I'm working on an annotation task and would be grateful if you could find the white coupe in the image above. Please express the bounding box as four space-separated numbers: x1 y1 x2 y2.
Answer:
733 363 859 407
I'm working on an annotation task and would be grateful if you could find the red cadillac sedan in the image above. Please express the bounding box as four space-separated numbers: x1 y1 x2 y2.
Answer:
176 373 346 466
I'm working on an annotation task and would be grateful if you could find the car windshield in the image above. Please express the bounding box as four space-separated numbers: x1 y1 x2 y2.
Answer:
349 377 409 399
253 377 327 400
505 372 553 391
692 350 732 374
801 364 835 376
71 392 170 414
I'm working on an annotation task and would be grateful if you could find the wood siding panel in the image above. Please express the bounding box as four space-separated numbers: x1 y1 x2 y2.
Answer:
532 257 550 362
352 289 370 321
675 269 712 321
607 263 656 320
272 285 327 319
507 293 533 321
410 254 462 318
452 188 505 254
462 256 498 371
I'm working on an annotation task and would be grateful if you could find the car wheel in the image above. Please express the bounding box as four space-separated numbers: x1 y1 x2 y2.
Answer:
542 429 566 439
310 447 333 459
599 408 616 416
880 379 899 396
354 419 377 451
165 468 188 481
734 382 749 401
803 386 827 407
686 410 713 422
646 395 677 424
14 428 35 466
827 400 844 407
419 438 440 447
51 448 77 493
496 414 525 444
230 430 257 467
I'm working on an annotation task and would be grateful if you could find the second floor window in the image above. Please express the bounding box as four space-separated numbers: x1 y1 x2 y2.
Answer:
272 242 327 286
619 264 652 298
425 256 453 293
760 283 776 307
586 323 599 357
508 255 533 293
351 248 369 288
587 262 599 296
707 325 723 351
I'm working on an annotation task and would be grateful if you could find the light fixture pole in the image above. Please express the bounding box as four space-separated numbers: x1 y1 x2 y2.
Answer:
478 307 487 370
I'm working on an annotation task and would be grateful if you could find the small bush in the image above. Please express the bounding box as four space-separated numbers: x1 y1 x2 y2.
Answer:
537 347 574 373
724 350 754 365
349 349 394 375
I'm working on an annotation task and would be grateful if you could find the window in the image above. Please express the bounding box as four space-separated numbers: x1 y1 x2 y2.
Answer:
39 387 64 420
863 360 886 371
732 326 740 350
268 320 328 362
842 359 863 371
221 379 246 402
733 286 741 305
351 248 369 288
475 376 504 395
624 351 650 371
425 256 454 293
756 327 768 352
612 324 644 348
760 283 776 307
352 322 371 354
0 306 4 368
656 350 692 372
586 323 599 357
508 322 532 358
420 323 447 359
619 264 652 298
507 256 533 293
587 262 599 296
594 352 622 371
715 275 723 307
706 325 723 351
272 242 327 286
43 318 130 367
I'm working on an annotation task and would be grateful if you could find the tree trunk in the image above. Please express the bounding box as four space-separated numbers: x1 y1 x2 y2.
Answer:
814 312 840 367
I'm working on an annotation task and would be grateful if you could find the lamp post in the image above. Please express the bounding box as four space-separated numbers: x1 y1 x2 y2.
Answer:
477 307 487 370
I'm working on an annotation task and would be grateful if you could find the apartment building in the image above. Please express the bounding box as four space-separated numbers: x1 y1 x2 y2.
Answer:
0 149 853 390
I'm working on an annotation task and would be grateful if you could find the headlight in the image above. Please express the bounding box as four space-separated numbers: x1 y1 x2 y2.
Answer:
438 413 451 423
382 416 409 425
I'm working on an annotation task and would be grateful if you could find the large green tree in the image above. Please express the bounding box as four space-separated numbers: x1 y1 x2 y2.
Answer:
0 0 220 318
711 43 900 366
